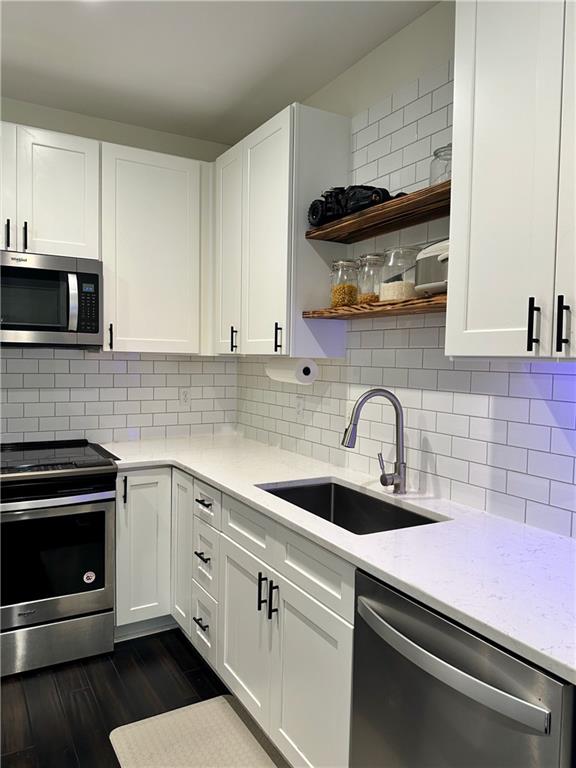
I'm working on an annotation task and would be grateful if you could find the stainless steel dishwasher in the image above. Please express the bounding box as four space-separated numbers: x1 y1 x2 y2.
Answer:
350 571 574 768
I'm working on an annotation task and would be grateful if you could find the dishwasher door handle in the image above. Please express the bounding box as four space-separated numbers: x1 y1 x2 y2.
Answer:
357 597 551 735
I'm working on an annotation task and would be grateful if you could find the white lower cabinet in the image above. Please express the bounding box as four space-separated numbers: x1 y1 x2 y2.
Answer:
192 516 220 600
217 533 353 767
269 574 353 768
190 580 218 667
218 534 275 730
171 469 194 635
116 468 172 626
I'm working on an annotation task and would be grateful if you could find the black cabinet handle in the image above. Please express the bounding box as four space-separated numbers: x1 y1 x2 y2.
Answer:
555 295 571 352
23 221 28 251
192 616 209 632
194 550 211 564
257 571 268 612
109 323 114 350
267 580 279 620
230 325 238 352
5 218 10 249
273 322 282 352
195 498 213 510
122 476 128 504
526 297 541 352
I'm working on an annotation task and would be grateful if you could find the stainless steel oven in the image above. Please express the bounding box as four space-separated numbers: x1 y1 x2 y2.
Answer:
1 441 117 676
0 251 102 347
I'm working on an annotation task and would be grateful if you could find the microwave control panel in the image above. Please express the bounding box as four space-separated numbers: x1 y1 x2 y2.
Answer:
77 275 99 334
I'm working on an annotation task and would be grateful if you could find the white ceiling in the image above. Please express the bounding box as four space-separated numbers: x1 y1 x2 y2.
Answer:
1 1 434 145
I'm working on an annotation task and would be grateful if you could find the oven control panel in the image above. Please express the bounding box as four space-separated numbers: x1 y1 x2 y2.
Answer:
77 274 99 334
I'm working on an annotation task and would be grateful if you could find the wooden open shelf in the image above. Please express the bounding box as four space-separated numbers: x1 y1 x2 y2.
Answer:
305 181 451 244
302 293 447 320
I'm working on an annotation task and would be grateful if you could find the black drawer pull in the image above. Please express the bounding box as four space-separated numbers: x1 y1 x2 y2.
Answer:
194 550 211 564
5 218 10 249
267 580 279 620
192 616 209 632
526 297 541 352
555 295 571 352
122 476 128 504
257 571 268 612
230 325 238 352
273 322 282 352
195 498 213 510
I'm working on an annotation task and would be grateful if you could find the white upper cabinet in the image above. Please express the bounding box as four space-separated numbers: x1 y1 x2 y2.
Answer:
102 144 201 353
1 122 17 251
241 107 292 355
1 123 99 258
213 103 350 357
214 143 243 354
554 0 575 358
446 1 566 357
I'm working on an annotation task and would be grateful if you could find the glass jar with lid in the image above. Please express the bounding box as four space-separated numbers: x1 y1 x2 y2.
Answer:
379 247 419 301
357 253 385 304
330 260 358 307
429 143 452 185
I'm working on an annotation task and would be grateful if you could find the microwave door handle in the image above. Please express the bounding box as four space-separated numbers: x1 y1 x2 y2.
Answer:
68 273 78 332
357 597 551 734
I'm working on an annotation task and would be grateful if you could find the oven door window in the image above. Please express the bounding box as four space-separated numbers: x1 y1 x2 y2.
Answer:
1 510 105 606
0 266 69 331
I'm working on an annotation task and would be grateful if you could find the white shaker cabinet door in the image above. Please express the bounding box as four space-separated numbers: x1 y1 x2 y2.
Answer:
554 0 575 358
446 1 565 357
102 144 200 353
116 469 172 626
217 534 274 731
16 126 99 259
1 122 17 251
214 143 243 354
171 469 194 636
241 107 291 355
269 574 353 768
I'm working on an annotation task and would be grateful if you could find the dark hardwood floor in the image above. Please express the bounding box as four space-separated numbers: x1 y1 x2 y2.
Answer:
1 629 228 768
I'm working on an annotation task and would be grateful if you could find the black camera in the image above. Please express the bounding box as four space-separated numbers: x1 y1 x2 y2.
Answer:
307 185 406 227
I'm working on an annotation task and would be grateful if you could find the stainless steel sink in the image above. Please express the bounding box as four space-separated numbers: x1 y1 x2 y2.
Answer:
261 480 440 535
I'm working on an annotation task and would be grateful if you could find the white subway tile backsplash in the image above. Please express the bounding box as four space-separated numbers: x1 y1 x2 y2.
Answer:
392 80 418 110
508 422 550 451
487 444 527 472
506 472 549 504
418 62 450 97
525 502 572 537
417 108 448 139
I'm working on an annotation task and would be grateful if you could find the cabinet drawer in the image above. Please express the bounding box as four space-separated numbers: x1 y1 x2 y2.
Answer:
273 525 355 622
221 495 275 561
192 518 220 601
193 480 222 528
190 580 218 667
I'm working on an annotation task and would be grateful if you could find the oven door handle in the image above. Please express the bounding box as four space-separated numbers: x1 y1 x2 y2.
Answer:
68 273 79 332
1 491 116 515
357 597 551 735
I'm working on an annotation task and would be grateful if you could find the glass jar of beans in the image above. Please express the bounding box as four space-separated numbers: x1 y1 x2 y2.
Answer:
357 253 385 304
330 260 358 307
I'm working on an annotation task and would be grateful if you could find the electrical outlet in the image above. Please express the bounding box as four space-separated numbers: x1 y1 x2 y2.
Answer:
179 387 191 410
296 395 305 420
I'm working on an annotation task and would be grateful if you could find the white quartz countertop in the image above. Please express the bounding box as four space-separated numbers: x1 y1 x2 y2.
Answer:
105 433 576 685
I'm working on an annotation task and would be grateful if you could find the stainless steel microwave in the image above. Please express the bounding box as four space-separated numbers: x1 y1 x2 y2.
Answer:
0 251 103 347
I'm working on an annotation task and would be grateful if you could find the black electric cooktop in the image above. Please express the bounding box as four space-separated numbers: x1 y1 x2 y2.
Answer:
0 440 118 475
